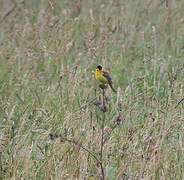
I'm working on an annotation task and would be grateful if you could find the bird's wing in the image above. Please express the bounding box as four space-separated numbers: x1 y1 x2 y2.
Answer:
102 71 112 83
103 70 116 92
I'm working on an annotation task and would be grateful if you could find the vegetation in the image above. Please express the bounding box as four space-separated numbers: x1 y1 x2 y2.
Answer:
0 0 184 179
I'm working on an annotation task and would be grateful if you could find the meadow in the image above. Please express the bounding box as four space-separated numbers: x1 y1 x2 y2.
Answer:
0 0 184 179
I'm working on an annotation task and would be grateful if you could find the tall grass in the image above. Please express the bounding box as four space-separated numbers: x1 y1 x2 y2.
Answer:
0 0 184 179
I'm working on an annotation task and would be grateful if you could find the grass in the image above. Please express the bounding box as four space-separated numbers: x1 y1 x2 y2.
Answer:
0 0 184 179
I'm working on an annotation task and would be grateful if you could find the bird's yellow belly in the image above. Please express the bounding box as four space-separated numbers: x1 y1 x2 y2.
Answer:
96 74 108 84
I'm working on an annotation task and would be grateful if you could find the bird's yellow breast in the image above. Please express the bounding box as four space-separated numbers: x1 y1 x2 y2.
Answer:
95 70 108 84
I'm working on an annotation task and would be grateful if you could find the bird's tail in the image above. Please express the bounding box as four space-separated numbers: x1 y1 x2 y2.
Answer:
109 83 116 93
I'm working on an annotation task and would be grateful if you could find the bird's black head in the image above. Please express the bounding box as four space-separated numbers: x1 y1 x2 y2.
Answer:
97 65 102 70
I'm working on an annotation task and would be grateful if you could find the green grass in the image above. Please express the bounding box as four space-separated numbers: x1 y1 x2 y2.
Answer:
0 0 184 179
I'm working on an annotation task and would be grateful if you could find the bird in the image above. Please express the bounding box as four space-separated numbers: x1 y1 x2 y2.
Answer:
95 65 116 92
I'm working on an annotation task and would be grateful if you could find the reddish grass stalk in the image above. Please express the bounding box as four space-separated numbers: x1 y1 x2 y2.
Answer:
99 89 105 180
100 118 105 180
49 133 100 163
175 97 184 108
